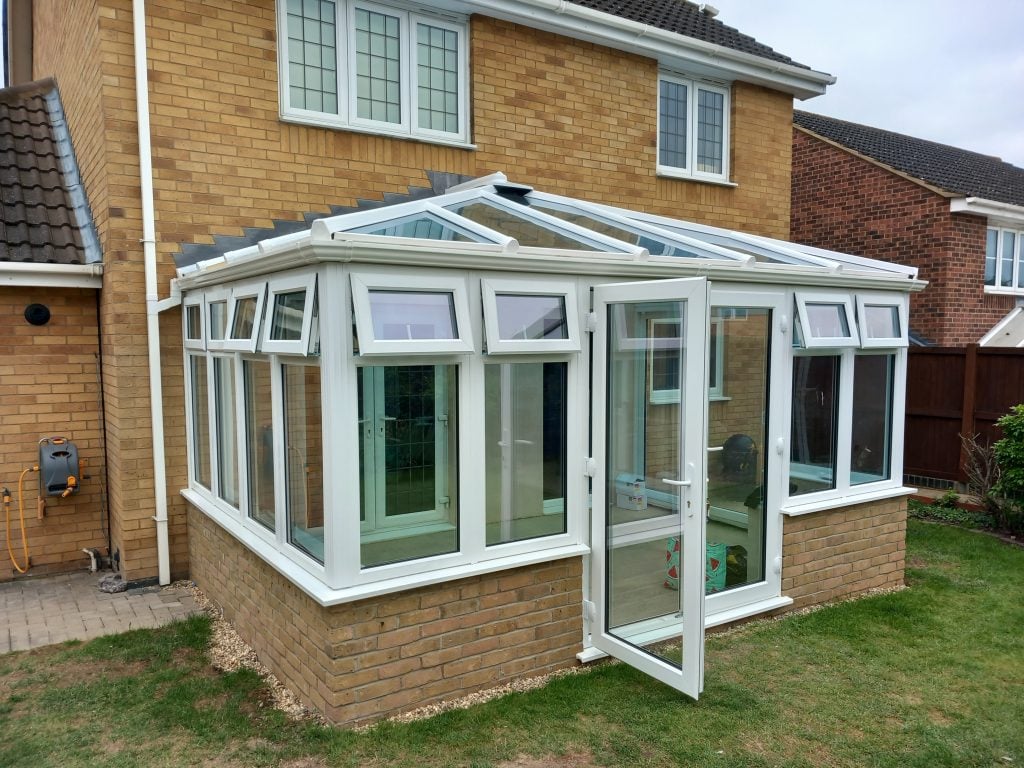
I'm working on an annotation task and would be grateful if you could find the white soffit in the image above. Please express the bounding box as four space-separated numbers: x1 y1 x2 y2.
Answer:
980 306 1024 348
951 197 1024 227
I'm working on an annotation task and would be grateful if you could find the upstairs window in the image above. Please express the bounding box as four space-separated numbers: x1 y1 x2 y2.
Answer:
985 226 1024 292
279 0 469 145
657 73 730 183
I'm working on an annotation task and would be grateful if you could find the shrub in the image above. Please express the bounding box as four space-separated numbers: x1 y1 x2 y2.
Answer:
991 405 1024 535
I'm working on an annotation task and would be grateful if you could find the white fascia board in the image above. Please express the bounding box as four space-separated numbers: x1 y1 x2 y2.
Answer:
951 197 1024 227
979 306 1024 347
0 262 102 288
432 0 835 99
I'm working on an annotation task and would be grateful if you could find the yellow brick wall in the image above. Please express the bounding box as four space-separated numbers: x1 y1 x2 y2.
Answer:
188 505 583 726
31 0 795 582
0 289 107 580
779 497 908 610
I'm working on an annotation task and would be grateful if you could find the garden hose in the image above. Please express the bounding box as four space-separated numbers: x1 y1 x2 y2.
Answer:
5 466 37 574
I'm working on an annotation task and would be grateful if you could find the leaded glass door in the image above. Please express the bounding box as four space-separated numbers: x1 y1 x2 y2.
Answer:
591 277 708 698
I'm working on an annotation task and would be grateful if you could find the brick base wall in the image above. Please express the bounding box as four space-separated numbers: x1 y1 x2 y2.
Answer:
779 497 907 609
187 505 583 726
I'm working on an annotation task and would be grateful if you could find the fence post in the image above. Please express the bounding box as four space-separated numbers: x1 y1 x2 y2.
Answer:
958 343 979 483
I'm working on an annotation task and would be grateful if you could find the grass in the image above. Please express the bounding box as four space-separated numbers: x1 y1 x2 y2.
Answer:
1 520 1022 767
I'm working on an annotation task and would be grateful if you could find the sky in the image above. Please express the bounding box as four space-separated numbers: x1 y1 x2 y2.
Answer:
712 0 1024 168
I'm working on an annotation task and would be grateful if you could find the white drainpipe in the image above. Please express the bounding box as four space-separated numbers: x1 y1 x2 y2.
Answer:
132 0 171 586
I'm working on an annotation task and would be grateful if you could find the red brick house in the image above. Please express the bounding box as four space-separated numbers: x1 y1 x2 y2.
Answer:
792 111 1024 347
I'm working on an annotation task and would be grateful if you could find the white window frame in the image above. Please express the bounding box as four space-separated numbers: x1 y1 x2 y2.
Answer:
856 293 908 349
276 0 471 146
224 281 268 353
351 271 474 355
183 295 206 351
984 225 1024 295
794 291 860 349
261 271 318 355
204 288 231 352
481 277 580 354
646 314 724 404
656 72 731 184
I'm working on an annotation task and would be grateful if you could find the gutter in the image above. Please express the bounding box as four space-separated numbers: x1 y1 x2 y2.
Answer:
950 196 1024 226
448 0 836 99
133 0 175 586
0 262 102 288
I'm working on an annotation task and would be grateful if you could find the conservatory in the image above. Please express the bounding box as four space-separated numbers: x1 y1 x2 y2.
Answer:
178 173 921 720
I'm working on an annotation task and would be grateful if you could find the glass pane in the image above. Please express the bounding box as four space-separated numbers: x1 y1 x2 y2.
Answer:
862 304 900 340
351 213 481 242
283 364 324 563
606 300 686 665
209 300 228 341
287 0 337 112
416 22 459 133
485 362 567 546
851 355 894 485
368 290 457 340
445 200 602 251
804 302 850 338
648 319 681 402
186 304 202 340
230 296 259 340
360 365 459 568
696 88 724 174
658 79 688 169
504 196 709 258
213 357 238 507
244 360 275 531
1001 231 1015 287
790 356 840 495
494 294 567 341
355 6 401 123
271 290 306 341
190 355 210 488
985 228 998 286
707 308 770 592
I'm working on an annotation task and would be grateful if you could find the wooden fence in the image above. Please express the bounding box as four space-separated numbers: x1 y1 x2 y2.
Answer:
905 345 1024 482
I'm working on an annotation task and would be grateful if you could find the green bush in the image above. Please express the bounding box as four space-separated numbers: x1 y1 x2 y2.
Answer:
992 404 1024 535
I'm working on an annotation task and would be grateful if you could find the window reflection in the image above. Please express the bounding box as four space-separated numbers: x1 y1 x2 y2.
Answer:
790 355 839 495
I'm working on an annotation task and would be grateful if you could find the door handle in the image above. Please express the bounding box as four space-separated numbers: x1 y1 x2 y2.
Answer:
661 478 691 487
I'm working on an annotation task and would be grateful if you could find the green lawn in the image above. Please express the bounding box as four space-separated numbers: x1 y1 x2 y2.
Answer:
1 520 1022 767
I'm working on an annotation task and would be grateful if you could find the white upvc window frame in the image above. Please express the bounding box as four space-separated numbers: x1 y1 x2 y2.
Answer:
984 225 1024 295
261 271 319 355
183 295 206 351
856 293 908 349
656 71 732 184
204 288 231 352
794 291 860 349
351 271 475 355
224 280 269 352
276 0 471 146
481 277 581 354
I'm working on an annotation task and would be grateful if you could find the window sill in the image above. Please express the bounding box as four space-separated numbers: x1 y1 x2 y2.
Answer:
983 286 1024 296
656 169 738 188
183 487 590 607
280 112 477 151
780 485 916 517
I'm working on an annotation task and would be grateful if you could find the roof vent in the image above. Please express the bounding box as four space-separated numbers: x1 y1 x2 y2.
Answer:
699 4 719 17
446 171 534 195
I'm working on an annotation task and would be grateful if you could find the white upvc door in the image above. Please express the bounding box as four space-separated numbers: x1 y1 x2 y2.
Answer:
590 277 709 699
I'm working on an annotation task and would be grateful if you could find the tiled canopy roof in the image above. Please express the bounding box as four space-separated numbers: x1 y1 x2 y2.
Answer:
795 111 1024 208
570 0 809 69
0 78 101 265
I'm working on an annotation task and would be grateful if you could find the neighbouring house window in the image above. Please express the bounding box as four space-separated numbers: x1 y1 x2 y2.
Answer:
284 363 325 563
190 355 211 488
484 362 567 546
278 0 469 144
851 355 894 485
648 316 724 403
657 72 730 182
213 356 239 507
790 355 839 495
985 226 1024 292
244 360 276 531
358 364 459 568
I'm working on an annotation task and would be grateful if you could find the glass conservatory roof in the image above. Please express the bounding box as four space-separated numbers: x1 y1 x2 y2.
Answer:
178 173 920 284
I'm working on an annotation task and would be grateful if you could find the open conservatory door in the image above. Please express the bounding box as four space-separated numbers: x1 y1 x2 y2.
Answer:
591 277 709 698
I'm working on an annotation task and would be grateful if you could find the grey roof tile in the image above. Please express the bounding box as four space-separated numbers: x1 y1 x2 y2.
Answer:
0 78 101 265
569 0 809 69
795 111 1024 208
